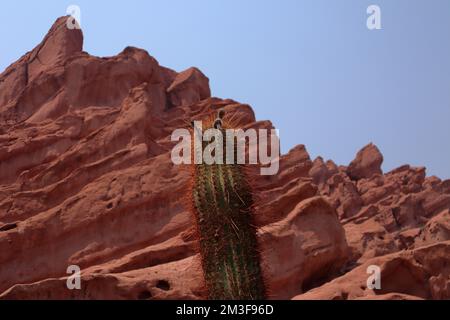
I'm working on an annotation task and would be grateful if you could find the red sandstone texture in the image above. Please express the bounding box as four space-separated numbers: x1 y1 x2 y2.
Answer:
0 17 449 300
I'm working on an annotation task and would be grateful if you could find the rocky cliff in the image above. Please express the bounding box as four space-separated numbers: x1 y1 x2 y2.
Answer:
0 17 448 300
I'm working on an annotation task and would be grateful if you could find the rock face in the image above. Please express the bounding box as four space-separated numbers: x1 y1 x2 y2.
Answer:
347 143 383 181
293 242 450 300
0 17 449 300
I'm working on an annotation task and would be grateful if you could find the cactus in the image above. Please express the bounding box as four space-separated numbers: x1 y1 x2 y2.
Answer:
189 110 266 300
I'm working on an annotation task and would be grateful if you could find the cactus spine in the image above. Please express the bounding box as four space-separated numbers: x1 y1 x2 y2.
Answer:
190 111 266 300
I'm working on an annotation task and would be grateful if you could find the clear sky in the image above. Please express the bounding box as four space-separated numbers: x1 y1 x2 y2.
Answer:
1 0 449 178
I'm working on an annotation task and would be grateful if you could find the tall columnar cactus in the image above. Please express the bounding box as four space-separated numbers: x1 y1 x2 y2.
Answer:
189 111 266 300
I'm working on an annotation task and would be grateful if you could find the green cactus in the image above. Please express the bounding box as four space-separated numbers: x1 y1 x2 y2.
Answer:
190 111 266 300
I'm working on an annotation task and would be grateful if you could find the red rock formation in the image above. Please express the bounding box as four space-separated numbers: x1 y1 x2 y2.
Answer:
293 241 450 300
0 17 449 300
347 143 383 181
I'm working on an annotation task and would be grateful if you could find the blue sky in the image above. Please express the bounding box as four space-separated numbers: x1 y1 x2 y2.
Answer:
1 0 449 178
